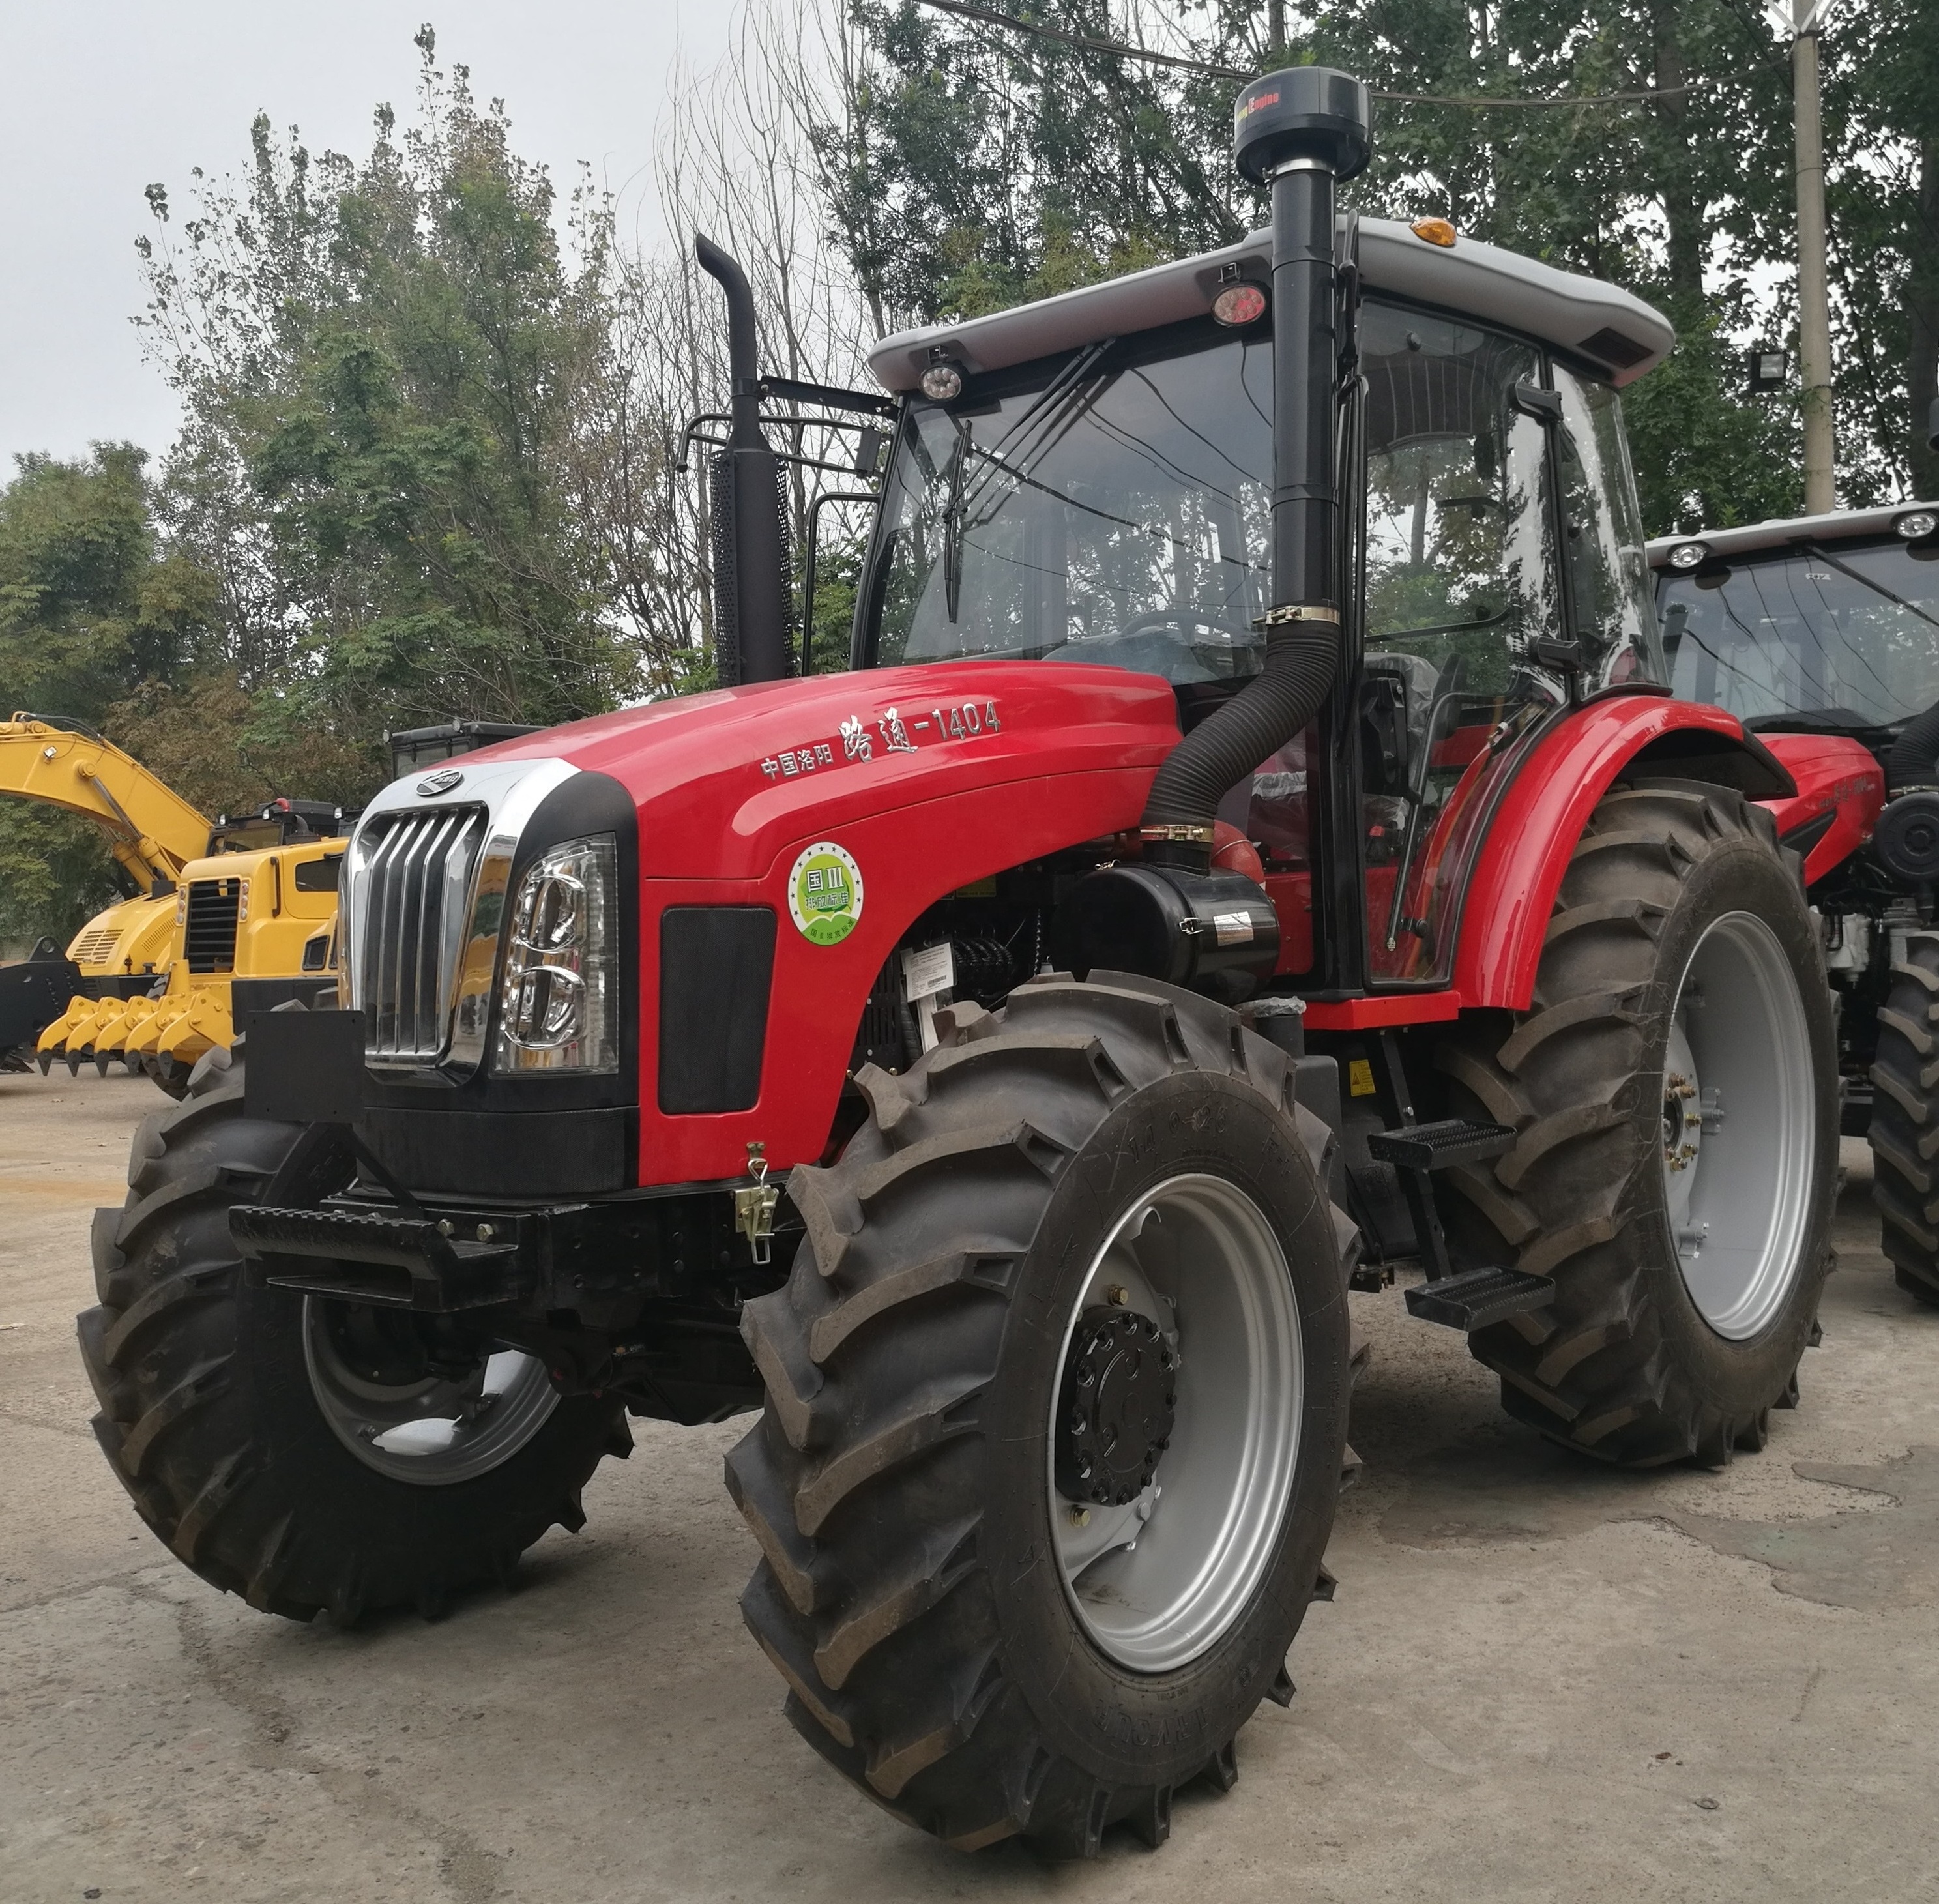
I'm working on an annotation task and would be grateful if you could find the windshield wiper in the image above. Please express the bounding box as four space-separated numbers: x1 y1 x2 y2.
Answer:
1802 541 1939 634
943 419 970 623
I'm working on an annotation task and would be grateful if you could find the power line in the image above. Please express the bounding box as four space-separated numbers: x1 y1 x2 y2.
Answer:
912 0 1698 107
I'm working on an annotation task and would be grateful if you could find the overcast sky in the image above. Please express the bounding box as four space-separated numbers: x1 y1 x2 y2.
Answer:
0 2 736 475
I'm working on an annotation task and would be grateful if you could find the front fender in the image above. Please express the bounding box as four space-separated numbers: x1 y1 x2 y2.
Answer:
1453 694 1798 1013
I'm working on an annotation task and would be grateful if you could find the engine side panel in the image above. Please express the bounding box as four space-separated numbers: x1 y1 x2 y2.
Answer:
1754 731 1885 886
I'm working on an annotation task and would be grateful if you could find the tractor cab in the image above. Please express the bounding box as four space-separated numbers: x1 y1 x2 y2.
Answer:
855 216 1670 990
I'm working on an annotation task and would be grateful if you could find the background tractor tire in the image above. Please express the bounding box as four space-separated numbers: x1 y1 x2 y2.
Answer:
729 973 1356 1857
76 1044 628 1622
1436 778 1836 1467
1869 931 1939 1307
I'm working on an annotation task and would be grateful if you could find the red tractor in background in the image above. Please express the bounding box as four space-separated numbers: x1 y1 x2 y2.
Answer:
79 71 1878 1858
1650 488 1939 1302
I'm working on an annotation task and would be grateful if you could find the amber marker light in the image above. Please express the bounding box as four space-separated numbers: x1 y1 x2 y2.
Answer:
1211 282 1268 327
1410 216 1458 248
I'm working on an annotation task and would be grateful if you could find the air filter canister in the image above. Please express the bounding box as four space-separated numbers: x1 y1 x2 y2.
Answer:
1050 864 1281 995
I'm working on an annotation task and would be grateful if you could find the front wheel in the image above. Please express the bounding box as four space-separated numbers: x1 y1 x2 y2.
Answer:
77 1046 629 1621
729 974 1356 1856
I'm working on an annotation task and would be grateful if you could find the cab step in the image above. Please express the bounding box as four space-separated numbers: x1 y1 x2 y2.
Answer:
1404 1263 1555 1331
1366 1118 1515 1171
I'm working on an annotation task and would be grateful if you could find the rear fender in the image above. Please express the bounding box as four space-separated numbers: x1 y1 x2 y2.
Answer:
1453 696 1798 1012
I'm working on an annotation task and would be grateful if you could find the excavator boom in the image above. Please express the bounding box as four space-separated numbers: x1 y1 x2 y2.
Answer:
0 714 210 889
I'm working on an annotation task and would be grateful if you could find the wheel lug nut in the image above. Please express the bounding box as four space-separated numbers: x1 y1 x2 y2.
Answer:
1107 1285 1128 1305
1068 1505 1090 1527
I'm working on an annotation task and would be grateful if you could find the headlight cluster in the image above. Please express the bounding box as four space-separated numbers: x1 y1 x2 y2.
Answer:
493 833 617 1075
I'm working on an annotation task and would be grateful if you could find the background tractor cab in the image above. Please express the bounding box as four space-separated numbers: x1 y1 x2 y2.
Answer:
1650 499 1939 1303
79 68 1863 1863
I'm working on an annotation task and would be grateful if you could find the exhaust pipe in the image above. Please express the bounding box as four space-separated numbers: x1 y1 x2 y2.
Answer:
1136 68 1372 869
696 236 791 686
1057 69 1371 997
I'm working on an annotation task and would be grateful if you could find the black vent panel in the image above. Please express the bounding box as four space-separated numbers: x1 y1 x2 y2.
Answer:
1579 325 1651 370
184 878 242 973
658 907 776 1114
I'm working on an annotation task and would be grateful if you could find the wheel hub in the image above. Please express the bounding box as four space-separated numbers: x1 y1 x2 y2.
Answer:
1055 1306 1178 1506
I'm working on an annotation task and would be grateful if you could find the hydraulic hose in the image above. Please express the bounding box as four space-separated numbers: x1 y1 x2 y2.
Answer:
1139 617 1339 858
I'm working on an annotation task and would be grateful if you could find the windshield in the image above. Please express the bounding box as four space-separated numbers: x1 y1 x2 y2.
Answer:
869 326 1274 682
1659 539 1939 728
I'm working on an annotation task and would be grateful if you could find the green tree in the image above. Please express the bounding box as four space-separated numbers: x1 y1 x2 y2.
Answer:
824 0 1927 526
138 27 641 748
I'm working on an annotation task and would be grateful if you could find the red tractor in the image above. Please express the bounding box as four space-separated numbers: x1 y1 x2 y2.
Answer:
80 72 1874 1857
1650 491 1939 1300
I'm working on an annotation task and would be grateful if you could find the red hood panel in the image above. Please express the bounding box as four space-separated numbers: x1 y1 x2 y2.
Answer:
1755 731 1884 886
459 662 1181 878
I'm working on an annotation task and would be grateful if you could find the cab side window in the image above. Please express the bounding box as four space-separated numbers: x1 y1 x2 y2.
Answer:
1357 301 1560 982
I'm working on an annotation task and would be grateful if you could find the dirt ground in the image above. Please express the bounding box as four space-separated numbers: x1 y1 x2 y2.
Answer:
1 1065 1934 1904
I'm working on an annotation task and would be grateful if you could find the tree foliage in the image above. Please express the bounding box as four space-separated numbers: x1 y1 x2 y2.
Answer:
138 28 639 746
819 0 1934 526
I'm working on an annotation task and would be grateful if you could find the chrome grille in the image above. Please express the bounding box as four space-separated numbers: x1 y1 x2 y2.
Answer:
349 807 486 1064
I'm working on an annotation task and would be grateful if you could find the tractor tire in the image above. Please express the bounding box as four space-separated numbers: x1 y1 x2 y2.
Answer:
729 973 1355 1857
1436 778 1835 1467
76 1044 628 1622
1869 931 1939 1307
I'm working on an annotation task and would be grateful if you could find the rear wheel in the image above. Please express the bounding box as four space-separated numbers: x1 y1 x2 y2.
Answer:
1436 778 1835 1465
729 974 1355 1856
76 1045 628 1621
1869 931 1939 1307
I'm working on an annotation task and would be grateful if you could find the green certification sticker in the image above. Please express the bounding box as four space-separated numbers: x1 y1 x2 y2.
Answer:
787 841 864 946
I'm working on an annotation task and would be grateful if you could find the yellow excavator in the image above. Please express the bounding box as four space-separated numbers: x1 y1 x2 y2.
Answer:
11 715 528 1092
0 714 347 1093
70 797 348 1091
0 714 207 1072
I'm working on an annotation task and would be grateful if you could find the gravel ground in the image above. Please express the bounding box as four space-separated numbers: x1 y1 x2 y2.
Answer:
2 1065 1934 1903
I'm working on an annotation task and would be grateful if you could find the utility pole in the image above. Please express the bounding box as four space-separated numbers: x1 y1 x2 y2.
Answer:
1783 0 1836 514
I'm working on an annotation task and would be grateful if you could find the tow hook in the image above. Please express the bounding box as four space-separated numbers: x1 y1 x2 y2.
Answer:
734 1142 780 1266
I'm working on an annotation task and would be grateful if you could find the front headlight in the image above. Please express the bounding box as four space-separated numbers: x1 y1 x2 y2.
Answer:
493 833 617 1075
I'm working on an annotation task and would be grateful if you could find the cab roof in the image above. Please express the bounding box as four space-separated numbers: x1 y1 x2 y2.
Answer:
867 215 1674 395
1646 502 1939 566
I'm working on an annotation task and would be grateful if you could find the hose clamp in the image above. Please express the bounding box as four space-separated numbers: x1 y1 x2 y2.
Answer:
1256 603 1341 626
1139 823 1217 846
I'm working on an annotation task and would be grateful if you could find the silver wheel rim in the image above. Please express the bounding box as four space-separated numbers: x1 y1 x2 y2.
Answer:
1048 1173 1302 1673
302 1297 560 1486
1663 910 1816 1340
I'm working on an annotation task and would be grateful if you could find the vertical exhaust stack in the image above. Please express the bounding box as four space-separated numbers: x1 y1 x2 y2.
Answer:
696 237 791 686
1054 69 1373 998
1136 68 1372 870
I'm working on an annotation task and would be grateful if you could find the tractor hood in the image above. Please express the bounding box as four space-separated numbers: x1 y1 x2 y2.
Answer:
397 663 1181 881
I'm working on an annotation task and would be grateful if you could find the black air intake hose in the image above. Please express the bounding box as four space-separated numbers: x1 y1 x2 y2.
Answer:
1888 699 1939 791
1138 621 1339 867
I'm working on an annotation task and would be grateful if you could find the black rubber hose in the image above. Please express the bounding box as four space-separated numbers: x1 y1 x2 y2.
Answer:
1138 619 1339 867
1888 699 1939 791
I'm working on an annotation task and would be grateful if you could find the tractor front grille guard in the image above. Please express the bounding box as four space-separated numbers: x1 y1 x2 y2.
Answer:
345 808 486 1064
340 757 580 1078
